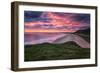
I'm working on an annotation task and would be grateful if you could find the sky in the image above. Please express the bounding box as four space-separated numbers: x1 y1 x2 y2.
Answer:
24 11 90 33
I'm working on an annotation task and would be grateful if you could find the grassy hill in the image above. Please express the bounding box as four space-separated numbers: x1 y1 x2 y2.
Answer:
24 42 90 61
74 28 90 43
75 28 90 34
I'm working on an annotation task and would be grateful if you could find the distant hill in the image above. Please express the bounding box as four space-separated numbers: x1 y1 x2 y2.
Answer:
75 28 90 34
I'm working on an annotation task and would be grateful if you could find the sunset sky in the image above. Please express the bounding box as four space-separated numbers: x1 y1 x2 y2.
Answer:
24 11 90 33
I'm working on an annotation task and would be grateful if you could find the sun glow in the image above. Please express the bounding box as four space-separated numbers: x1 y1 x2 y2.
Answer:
25 29 76 33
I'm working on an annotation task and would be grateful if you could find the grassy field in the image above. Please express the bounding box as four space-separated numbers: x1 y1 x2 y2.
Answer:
24 42 90 61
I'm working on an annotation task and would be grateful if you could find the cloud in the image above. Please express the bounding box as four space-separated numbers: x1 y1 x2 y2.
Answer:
24 11 90 33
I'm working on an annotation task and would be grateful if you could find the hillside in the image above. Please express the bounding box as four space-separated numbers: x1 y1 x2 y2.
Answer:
75 28 90 34
25 42 90 61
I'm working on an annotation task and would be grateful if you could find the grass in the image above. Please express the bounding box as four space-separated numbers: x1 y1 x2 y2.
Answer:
24 42 90 61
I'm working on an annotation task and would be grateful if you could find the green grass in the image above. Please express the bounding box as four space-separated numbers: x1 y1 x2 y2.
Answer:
24 42 90 61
